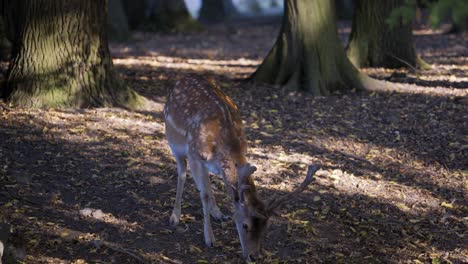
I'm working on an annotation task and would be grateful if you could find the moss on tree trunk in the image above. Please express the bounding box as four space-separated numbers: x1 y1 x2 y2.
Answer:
2 0 145 109
251 0 369 95
347 0 427 69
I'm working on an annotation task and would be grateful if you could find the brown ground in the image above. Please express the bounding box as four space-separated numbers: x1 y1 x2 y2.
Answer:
0 20 467 264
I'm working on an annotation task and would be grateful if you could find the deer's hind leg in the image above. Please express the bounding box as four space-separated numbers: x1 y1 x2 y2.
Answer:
168 146 187 227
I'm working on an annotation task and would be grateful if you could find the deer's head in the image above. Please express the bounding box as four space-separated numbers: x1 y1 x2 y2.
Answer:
232 164 318 262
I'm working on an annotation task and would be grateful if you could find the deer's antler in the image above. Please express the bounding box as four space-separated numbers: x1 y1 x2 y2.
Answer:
266 165 319 214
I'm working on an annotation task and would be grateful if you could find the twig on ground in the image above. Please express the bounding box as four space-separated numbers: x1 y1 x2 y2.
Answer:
385 53 421 73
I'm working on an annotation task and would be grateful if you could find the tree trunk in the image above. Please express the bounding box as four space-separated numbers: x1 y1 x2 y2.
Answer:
198 0 240 24
336 0 354 20
223 0 241 19
251 0 369 95
2 0 144 108
107 0 130 42
0 0 11 60
199 0 226 24
347 0 421 68
122 0 147 30
144 0 202 32
0 16 10 60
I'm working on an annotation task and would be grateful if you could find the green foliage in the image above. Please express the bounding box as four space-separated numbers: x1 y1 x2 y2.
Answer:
387 0 468 29
429 0 468 27
386 0 417 28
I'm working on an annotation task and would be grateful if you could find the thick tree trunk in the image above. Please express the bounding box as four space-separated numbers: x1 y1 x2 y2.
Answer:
347 0 423 69
199 0 239 24
223 0 241 17
0 16 10 60
107 0 130 42
199 0 226 24
251 0 369 95
0 0 11 60
336 0 354 20
445 21 467 35
2 0 144 108
122 0 146 30
144 0 202 32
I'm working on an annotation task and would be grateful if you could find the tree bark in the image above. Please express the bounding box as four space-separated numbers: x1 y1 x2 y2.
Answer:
347 0 422 68
2 0 144 108
251 0 369 95
107 0 130 42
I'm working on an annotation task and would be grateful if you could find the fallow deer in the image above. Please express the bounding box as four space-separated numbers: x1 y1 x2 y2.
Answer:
164 74 318 261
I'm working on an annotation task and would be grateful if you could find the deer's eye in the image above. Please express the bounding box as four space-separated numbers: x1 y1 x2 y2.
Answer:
243 223 249 231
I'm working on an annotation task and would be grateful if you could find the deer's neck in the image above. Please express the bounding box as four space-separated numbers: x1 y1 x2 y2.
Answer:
220 158 240 194
219 158 263 208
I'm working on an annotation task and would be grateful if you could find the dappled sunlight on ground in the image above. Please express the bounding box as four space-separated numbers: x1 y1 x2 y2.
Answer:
114 55 259 78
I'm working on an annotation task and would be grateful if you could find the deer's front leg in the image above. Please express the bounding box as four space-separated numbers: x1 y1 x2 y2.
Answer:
169 154 187 227
189 160 216 247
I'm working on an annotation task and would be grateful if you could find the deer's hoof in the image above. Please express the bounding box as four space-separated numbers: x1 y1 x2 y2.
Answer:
204 231 216 247
205 238 215 247
169 213 180 227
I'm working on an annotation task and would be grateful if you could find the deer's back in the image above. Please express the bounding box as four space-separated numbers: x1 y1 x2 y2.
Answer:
164 76 247 164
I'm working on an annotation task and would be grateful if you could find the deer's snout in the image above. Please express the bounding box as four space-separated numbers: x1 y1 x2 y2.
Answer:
243 246 261 263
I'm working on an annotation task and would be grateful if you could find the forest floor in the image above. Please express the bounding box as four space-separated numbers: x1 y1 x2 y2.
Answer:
0 21 467 264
